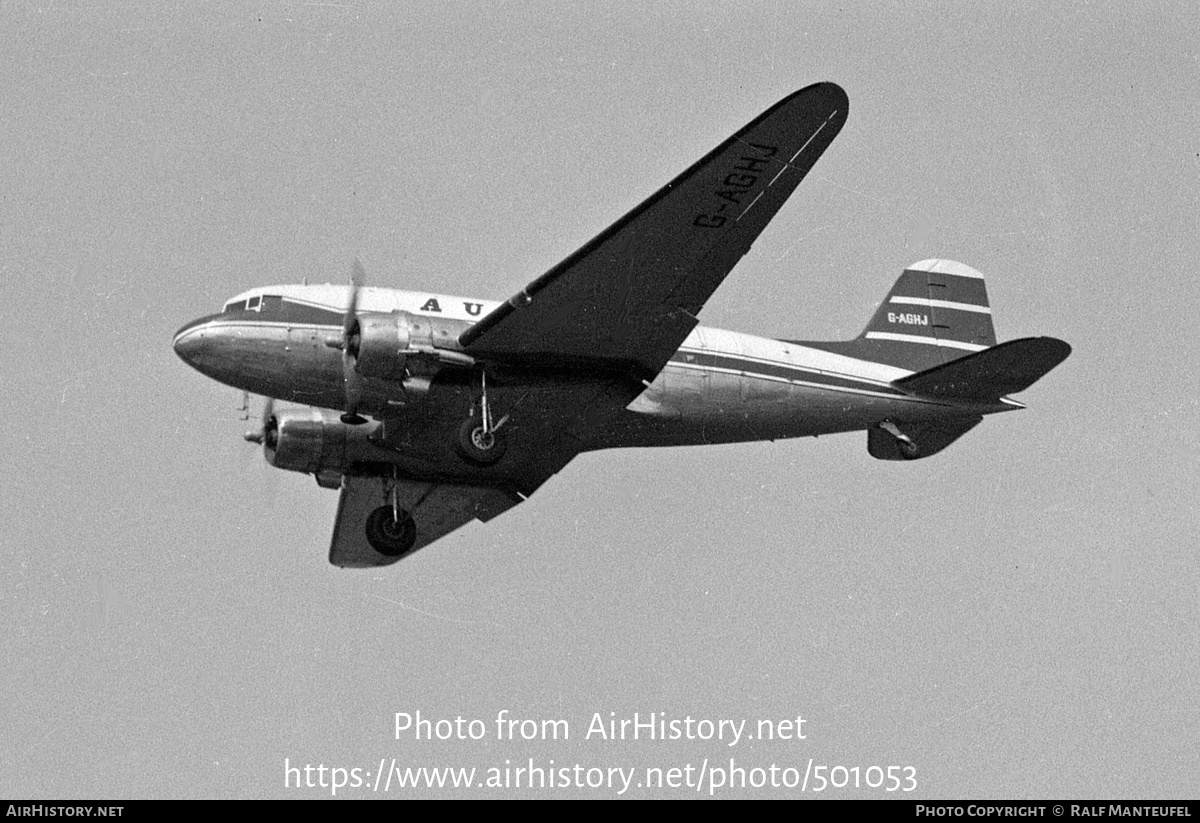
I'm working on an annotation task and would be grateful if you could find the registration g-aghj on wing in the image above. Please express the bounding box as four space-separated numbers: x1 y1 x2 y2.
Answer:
174 83 1071 567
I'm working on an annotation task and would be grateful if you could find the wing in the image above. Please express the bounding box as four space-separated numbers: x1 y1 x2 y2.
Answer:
459 82 848 381
329 475 522 567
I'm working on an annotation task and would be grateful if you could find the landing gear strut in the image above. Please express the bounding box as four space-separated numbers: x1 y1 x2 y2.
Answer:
456 368 508 465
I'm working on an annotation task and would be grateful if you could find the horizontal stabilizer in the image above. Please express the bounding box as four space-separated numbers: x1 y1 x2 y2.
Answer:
892 337 1071 401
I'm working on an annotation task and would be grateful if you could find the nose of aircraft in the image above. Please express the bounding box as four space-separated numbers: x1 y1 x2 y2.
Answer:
172 317 212 368
172 326 202 367
173 330 199 363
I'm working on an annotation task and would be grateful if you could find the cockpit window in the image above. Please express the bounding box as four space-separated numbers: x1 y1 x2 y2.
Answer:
224 295 280 313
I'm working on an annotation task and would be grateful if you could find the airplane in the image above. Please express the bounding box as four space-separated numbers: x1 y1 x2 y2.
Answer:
173 82 1071 568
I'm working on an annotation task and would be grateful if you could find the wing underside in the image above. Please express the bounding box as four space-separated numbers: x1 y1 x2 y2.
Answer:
330 475 522 567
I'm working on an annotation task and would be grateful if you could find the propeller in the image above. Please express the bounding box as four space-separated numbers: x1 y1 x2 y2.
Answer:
243 396 277 450
332 259 368 424
240 396 283 504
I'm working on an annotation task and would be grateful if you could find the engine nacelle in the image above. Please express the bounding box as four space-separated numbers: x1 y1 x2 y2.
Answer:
355 312 413 381
265 408 383 475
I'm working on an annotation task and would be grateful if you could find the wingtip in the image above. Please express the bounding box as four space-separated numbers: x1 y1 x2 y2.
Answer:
1041 336 1072 360
771 82 848 117
811 81 848 107
1030 336 1072 371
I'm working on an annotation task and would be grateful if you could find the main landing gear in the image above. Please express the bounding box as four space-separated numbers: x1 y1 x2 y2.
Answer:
366 506 416 556
365 473 417 556
456 368 509 466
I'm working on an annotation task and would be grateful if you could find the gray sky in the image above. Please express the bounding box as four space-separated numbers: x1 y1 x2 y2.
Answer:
3 1 1197 799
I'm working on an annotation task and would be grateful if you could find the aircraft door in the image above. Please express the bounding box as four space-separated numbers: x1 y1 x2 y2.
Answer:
739 337 789 405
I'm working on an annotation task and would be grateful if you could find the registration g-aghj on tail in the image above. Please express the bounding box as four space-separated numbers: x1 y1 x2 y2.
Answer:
174 83 1071 567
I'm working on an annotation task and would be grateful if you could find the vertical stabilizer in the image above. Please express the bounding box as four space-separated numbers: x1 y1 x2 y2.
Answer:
789 259 998 372
857 259 996 370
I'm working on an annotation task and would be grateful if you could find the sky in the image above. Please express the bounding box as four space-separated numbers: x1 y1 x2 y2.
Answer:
2 1 1198 800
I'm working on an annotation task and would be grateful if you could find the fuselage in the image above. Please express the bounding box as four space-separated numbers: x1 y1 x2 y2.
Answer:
173 284 1014 456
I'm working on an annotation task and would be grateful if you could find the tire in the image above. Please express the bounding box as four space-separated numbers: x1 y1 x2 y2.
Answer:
456 418 508 465
898 440 920 460
365 506 418 556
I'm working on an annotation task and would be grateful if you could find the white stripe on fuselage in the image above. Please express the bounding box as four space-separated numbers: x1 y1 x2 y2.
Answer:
864 331 987 352
696 326 913 385
668 359 919 403
225 284 501 323
220 285 917 391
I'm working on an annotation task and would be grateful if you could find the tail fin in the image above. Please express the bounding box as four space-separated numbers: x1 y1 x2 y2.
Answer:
854 259 997 370
785 259 1000 372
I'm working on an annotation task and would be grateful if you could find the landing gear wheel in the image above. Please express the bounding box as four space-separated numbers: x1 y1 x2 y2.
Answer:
456 417 508 465
365 506 417 556
898 440 920 460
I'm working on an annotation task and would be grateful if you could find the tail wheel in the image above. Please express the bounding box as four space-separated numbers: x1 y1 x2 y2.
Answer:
456 417 508 465
878 420 920 460
365 505 417 556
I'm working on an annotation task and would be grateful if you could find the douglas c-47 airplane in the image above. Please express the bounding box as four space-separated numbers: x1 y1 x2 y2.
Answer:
174 83 1071 567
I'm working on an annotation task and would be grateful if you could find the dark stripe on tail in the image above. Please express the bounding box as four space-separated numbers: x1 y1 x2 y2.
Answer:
785 259 998 372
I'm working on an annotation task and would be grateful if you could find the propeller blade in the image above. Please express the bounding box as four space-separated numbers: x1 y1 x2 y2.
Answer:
341 258 368 424
261 397 277 450
342 258 363 349
243 396 277 445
